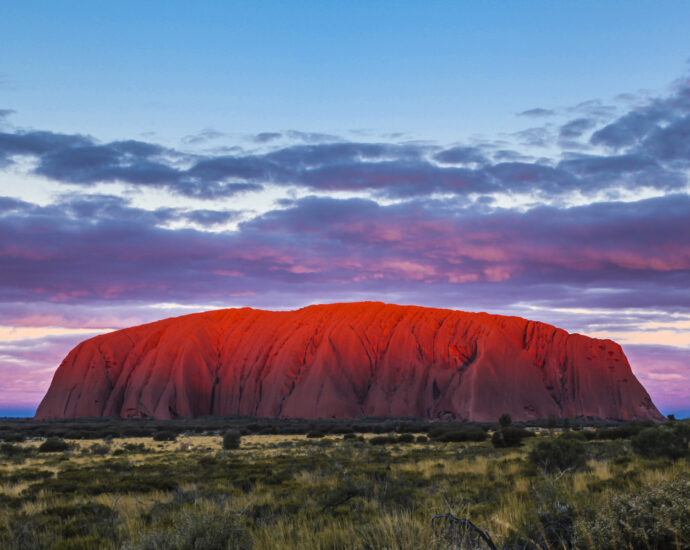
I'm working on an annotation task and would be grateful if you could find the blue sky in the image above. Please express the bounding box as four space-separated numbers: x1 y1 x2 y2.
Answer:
3 1 690 142
1 1 689 418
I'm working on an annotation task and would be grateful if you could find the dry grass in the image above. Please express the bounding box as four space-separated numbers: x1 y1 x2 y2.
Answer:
0 428 687 549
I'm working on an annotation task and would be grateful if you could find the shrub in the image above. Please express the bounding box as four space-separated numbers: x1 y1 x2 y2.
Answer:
38 437 70 453
491 426 531 447
560 430 586 441
576 477 690 549
396 433 415 444
129 504 251 550
415 435 428 443
1 431 26 443
307 431 325 439
89 443 110 456
528 437 587 473
257 426 277 435
222 429 241 450
343 433 356 440
1 442 22 457
152 430 176 442
434 428 487 443
632 425 689 459
499 413 512 428
595 420 655 440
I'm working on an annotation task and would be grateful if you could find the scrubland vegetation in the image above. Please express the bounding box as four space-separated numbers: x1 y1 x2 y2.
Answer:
0 416 687 549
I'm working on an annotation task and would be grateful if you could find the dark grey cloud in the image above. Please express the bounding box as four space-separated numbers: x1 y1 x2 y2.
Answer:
46 193 243 229
559 117 597 140
433 146 487 165
513 126 553 147
1 77 689 204
590 84 690 151
569 99 618 119
254 132 282 143
0 131 91 166
181 129 226 145
518 108 556 117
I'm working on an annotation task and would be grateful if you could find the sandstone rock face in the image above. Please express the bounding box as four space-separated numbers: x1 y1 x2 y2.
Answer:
35 302 663 421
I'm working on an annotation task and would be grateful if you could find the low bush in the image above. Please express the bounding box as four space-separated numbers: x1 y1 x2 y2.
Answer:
37 437 70 453
491 426 532 447
0 432 26 443
632 424 689 459
89 443 110 456
528 437 587 473
131 504 251 550
223 429 241 450
576 477 690 549
433 428 487 443
594 420 655 440
152 430 176 442
0 442 25 457
369 435 396 446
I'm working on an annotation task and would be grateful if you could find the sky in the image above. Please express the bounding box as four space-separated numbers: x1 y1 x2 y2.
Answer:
0 1 689 418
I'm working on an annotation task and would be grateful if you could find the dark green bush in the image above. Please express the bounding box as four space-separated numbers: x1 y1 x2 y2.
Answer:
222 429 241 450
491 426 532 447
560 430 586 441
369 435 397 446
257 426 277 435
152 430 176 442
1 432 26 443
632 424 689 459
433 428 487 443
89 443 110 456
37 437 69 453
499 413 512 428
396 433 415 443
0 442 25 457
415 435 428 443
528 437 587 473
595 420 655 440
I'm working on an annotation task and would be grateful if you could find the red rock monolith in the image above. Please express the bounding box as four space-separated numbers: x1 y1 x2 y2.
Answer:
35 302 663 421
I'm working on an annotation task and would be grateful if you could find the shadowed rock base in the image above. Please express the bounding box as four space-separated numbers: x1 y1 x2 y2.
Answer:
35 302 663 421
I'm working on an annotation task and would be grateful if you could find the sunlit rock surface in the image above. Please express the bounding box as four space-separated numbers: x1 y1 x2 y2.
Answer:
35 302 663 421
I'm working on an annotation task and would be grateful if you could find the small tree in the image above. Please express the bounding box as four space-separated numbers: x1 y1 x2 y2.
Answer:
223 429 241 450
499 413 512 428
546 414 558 431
